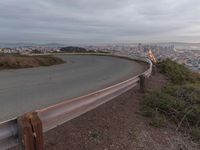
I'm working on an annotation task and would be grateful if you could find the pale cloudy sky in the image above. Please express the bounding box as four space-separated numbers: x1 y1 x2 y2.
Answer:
0 0 200 44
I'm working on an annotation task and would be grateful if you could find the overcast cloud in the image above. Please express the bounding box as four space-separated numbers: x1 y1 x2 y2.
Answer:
0 0 200 44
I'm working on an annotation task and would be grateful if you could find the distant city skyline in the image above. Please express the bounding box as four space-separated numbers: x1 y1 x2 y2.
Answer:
0 0 200 44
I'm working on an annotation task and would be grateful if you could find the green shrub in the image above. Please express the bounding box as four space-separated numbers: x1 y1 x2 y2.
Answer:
140 105 155 117
141 59 200 142
150 112 166 128
157 59 200 84
142 91 179 114
90 131 99 139
140 83 200 141
191 127 200 142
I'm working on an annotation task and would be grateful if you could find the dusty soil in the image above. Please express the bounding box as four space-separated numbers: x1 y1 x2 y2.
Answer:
0 55 65 70
10 73 200 150
42 73 199 150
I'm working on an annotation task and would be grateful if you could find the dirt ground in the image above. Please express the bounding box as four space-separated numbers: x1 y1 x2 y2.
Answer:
10 73 200 150
41 73 199 150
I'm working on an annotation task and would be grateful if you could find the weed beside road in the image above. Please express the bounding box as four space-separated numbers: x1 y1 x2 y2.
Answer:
141 59 200 142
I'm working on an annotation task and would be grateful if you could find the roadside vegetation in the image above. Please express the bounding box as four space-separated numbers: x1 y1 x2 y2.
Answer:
140 59 200 142
0 54 65 70
158 59 200 84
90 131 100 140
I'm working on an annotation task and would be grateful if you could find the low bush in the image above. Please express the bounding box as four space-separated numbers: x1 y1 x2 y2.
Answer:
90 131 99 140
157 59 200 84
149 112 166 128
141 60 200 142
141 84 200 126
191 127 200 141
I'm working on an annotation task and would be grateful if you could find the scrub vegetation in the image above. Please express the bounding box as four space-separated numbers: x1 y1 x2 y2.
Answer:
140 59 200 142
158 59 200 84
0 54 65 70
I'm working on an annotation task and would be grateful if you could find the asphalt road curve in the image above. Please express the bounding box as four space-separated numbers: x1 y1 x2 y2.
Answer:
0 55 147 122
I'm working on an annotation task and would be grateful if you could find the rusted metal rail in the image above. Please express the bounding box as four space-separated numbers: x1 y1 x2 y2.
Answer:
0 54 152 150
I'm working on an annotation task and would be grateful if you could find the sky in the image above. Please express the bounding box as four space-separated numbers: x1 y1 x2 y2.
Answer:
0 0 200 44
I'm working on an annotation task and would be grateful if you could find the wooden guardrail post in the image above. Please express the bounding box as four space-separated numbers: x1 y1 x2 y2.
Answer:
139 74 146 92
17 112 44 150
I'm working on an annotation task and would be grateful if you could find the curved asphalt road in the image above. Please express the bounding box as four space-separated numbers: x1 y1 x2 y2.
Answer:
0 55 147 122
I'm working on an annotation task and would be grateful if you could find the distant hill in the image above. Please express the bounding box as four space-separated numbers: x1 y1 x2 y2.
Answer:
172 42 200 50
0 43 66 48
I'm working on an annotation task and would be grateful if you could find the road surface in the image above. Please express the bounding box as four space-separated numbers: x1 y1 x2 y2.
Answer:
0 55 147 122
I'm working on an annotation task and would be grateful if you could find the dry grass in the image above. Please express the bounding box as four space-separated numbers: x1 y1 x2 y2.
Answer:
0 55 65 70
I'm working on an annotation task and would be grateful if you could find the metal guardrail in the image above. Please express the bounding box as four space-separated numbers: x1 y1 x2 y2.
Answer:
0 54 152 150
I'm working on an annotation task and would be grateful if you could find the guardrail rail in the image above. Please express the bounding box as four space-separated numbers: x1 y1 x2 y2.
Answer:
0 54 152 150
